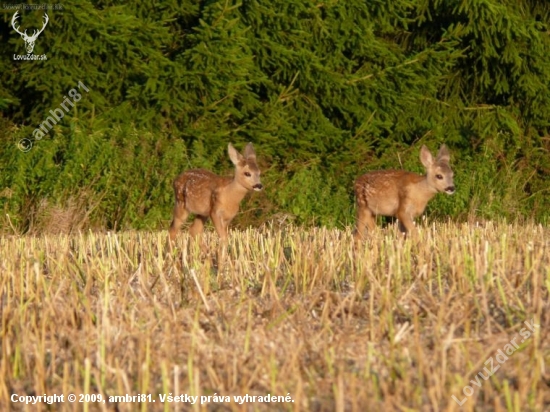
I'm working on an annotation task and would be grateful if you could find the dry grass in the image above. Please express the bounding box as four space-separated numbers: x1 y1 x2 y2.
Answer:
0 222 549 411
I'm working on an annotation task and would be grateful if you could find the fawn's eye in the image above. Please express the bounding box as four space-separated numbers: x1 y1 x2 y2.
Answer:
244 172 251 177
436 174 443 180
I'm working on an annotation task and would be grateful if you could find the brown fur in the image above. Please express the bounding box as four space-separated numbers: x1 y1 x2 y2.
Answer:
168 143 262 244
354 145 455 242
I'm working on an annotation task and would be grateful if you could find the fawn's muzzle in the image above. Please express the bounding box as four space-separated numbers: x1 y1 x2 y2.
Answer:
445 186 455 194
253 183 263 191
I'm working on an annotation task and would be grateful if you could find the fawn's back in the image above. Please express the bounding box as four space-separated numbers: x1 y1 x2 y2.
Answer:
173 169 232 217
168 143 262 243
355 170 433 217
354 145 455 239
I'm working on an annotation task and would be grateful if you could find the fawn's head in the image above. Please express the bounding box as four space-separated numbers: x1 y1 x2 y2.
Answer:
228 143 263 191
420 145 455 195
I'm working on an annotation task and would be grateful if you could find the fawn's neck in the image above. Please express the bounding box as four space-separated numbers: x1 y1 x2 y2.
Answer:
416 176 438 202
224 177 250 205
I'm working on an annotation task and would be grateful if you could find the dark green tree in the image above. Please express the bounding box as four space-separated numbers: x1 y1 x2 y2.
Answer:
1 0 549 233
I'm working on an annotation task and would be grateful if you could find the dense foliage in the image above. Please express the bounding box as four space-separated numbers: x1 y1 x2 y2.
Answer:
1 0 549 233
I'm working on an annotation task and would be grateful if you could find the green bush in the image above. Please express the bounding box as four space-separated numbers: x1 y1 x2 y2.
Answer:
1 0 549 233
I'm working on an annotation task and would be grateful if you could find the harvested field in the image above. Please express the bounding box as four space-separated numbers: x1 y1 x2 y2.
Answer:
1 222 548 411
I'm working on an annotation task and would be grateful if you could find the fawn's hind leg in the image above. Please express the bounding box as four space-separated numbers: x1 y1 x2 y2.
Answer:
189 215 208 238
354 205 376 244
169 200 189 241
189 215 209 254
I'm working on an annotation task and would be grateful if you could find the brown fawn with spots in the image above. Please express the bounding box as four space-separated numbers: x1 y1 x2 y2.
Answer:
168 143 263 245
354 145 455 242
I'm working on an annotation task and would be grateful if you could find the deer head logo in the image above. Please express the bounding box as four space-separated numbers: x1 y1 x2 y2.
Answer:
11 11 49 54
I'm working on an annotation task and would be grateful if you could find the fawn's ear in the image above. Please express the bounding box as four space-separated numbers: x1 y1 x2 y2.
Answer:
243 142 256 160
420 145 434 168
228 143 243 165
436 145 451 163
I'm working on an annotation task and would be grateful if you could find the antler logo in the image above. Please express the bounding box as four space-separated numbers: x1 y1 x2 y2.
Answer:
11 11 49 54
